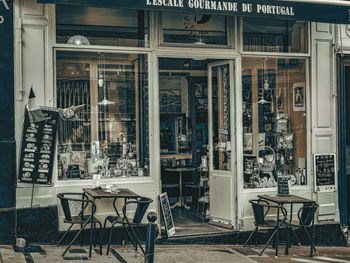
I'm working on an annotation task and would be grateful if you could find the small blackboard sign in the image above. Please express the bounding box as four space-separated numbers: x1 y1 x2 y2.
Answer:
68 165 81 179
277 175 290 196
314 153 336 191
159 192 175 237
18 107 58 185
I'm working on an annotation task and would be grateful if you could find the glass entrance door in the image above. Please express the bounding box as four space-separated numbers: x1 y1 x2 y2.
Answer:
208 60 236 227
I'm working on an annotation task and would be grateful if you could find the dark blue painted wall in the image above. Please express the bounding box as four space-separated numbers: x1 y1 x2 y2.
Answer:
0 1 16 243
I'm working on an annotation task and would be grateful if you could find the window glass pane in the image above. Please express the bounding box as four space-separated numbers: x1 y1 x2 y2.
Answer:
242 57 307 189
161 12 229 46
243 18 308 53
56 5 149 47
56 51 149 180
211 63 231 171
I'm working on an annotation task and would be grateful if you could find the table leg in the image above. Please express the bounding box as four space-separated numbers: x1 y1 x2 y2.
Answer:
179 171 190 209
179 171 183 206
89 215 94 257
113 198 120 217
275 205 280 257
311 213 315 257
170 171 182 209
285 203 293 255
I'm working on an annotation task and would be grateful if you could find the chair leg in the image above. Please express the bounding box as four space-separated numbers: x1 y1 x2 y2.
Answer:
57 224 74 247
123 224 145 255
255 227 258 246
123 224 137 250
103 217 108 229
244 227 257 247
302 226 318 256
93 222 97 248
259 227 278 256
62 219 91 257
106 222 116 255
94 221 103 255
99 222 103 255
291 228 302 246
80 223 83 246
89 217 94 258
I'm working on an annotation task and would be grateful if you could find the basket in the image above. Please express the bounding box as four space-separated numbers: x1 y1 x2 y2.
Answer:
258 146 276 173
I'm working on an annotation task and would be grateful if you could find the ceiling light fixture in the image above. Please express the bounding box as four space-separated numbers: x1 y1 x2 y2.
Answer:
67 35 90 45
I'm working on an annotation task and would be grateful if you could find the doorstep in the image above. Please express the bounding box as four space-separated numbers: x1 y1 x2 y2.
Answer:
157 223 347 247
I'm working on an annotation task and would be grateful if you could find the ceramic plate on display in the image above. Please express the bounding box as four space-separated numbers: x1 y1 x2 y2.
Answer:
290 174 297 185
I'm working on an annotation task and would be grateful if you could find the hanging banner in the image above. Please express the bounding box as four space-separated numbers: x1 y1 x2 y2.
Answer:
18 107 59 185
38 0 350 24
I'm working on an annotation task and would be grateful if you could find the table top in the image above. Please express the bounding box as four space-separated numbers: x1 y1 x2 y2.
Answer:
258 194 315 204
165 167 197 172
83 188 139 199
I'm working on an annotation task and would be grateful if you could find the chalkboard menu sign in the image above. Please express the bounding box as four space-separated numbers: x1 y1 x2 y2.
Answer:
159 192 175 237
277 175 290 196
18 107 59 185
314 153 336 191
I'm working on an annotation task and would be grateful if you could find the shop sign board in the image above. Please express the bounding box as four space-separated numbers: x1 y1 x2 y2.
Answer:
38 0 350 24
0 0 9 25
18 107 59 185
313 153 337 192
159 192 175 237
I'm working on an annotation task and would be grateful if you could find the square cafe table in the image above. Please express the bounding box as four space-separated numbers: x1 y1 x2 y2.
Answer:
83 188 140 217
258 194 317 257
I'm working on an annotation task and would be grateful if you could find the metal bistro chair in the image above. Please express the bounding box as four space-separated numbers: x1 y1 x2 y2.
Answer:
104 196 153 256
285 202 319 257
57 192 102 258
244 199 287 256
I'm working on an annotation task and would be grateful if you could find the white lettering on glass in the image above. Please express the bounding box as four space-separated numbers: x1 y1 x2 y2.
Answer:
146 0 294 17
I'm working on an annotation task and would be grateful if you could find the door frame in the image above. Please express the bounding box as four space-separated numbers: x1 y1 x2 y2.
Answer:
207 60 237 227
337 55 349 226
155 53 240 230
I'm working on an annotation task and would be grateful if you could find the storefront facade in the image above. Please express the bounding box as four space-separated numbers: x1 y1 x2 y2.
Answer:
10 0 345 239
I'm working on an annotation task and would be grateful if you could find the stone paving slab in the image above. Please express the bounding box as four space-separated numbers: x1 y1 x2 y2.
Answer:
2 244 350 263
0 245 256 263
0 246 26 263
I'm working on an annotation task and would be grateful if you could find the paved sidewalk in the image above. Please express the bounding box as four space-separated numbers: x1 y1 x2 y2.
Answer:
0 245 256 263
2 244 350 263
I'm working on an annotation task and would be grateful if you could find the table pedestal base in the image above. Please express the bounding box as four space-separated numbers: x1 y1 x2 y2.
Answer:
171 200 190 209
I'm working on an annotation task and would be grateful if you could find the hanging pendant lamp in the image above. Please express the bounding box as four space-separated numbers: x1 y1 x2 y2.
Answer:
97 55 115 106
258 58 271 104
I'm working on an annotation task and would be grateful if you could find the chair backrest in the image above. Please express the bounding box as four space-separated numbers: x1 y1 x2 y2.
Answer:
57 193 72 222
299 203 318 226
133 197 153 224
250 200 266 226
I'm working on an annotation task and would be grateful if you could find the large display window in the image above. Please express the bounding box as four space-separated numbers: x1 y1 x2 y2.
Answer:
242 57 307 189
56 51 149 180
56 5 149 47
